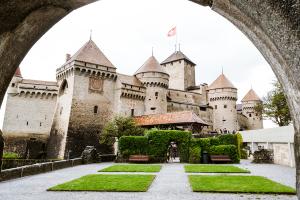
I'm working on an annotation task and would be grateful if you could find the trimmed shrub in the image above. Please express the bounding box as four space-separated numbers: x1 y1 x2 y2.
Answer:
235 133 243 159
147 130 192 163
218 134 236 145
241 149 248 159
118 136 148 158
209 137 220 146
253 149 273 163
3 152 20 159
209 145 239 163
189 146 201 163
190 138 210 151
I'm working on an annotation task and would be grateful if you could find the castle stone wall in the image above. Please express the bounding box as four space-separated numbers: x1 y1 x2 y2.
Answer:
208 88 238 132
48 74 74 159
184 62 196 89
164 61 185 90
242 100 263 130
64 70 116 158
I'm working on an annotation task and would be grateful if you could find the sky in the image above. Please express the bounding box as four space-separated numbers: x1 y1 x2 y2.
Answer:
0 0 278 128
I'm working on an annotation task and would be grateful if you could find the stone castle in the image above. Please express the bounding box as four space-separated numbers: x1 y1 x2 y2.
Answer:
2 39 263 159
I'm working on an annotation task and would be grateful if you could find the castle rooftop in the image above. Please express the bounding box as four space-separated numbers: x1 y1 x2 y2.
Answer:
66 39 115 68
208 73 236 90
161 50 195 65
118 73 144 87
242 89 261 102
14 67 22 78
134 111 210 126
134 56 167 75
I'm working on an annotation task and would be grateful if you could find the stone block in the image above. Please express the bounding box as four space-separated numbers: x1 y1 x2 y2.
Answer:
0 168 22 181
52 160 72 170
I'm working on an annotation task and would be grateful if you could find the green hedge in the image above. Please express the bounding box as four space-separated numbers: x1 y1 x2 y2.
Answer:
190 138 210 152
118 136 148 158
3 152 20 159
189 146 201 163
209 145 239 163
147 130 192 162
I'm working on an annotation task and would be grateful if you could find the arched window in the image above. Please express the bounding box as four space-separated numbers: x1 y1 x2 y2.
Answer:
94 106 98 114
155 92 158 96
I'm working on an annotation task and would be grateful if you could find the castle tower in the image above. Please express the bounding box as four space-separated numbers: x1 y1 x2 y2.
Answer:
241 89 263 130
47 39 117 159
161 50 196 90
7 67 23 94
135 56 169 115
207 73 238 132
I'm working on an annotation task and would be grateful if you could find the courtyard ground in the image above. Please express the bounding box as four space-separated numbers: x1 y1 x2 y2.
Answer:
0 160 297 200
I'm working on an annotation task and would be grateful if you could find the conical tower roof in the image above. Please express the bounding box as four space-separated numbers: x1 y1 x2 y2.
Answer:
67 40 115 68
208 73 236 90
134 56 167 75
242 89 261 102
161 50 195 65
14 67 22 77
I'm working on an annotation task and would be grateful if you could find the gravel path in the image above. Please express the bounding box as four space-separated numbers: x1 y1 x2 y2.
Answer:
0 161 297 200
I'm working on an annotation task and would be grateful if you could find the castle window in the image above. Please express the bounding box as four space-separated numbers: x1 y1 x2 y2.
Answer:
249 113 252 117
12 83 15 87
224 105 227 108
200 107 206 111
185 94 187 97
215 105 217 109
26 121 29 126
179 60 181 64
155 92 158 96
171 62 173 66
256 113 258 116
151 107 156 110
131 109 134 117
94 106 98 114
40 122 42 127
60 107 63 115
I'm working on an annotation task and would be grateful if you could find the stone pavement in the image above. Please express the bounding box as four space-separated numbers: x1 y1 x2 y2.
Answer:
0 160 297 200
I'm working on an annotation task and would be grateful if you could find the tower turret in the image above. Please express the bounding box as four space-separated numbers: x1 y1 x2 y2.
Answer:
207 73 238 132
135 56 169 115
7 67 23 94
161 50 196 90
241 89 263 130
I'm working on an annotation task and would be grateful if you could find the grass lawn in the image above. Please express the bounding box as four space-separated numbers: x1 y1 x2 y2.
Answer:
185 164 250 173
48 174 155 192
189 175 296 194
99 164 162 172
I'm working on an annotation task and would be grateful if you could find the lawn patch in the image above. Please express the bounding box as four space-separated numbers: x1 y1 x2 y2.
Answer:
48 174 155 192
99 164 161 172
185 164 249 173
189 175 296 194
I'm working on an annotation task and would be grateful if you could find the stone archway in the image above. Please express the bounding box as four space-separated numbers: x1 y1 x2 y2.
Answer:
0 0 299 198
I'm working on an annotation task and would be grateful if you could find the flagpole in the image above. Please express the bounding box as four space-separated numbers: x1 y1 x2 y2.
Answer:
175 25 178 52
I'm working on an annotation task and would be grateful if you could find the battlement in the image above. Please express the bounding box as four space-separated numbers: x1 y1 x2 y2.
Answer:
56 61 117 81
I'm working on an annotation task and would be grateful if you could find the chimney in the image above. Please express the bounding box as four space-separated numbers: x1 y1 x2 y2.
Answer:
66 54 71 62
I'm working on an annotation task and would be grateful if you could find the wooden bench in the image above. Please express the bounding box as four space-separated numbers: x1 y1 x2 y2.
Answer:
210 155 232 163
128 155 149 163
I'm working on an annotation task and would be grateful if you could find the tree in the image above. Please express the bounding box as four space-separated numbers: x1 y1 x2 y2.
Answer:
255 81 291 126
99 116 145 145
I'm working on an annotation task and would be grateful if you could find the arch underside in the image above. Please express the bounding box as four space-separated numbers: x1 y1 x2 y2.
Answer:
0 0 299 197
